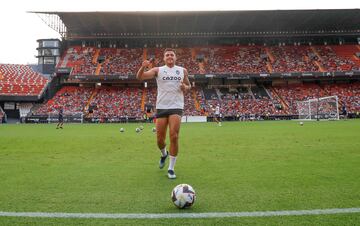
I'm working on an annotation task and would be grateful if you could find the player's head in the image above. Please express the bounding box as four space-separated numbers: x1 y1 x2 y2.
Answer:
163 48 176 66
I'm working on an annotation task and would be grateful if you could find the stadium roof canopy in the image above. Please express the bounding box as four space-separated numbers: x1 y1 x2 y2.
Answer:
32 9 360 39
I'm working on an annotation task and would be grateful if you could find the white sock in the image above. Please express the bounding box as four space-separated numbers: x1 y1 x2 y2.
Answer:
168 155 177 171
160 147 167 157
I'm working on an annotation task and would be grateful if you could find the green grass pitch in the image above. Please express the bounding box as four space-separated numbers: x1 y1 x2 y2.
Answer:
0 120 359 225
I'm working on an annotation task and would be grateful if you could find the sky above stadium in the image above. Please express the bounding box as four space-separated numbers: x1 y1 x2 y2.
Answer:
0 0 359 65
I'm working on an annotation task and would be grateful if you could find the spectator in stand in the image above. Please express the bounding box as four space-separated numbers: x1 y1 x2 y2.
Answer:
315 46 360 72
60 45 360 76
34 87 92 116
270 46 319 72
30 83 360 118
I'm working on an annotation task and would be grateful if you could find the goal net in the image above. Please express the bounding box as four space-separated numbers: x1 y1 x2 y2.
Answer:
297 96 339 120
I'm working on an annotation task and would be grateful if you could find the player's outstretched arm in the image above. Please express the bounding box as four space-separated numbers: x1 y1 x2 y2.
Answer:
136 60 158 81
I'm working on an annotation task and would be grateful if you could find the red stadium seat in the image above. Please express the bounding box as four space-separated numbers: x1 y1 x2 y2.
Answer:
0 64 48 96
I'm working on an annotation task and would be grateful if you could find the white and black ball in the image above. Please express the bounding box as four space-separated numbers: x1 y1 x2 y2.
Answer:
171 184 196 209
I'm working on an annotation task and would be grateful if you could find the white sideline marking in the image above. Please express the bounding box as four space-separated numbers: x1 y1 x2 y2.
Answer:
0 208 359 219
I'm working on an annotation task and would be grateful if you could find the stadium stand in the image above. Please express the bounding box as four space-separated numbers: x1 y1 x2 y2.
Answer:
322 83 360 114
270 83 360 115
87 87 143 120
271 84 326 114
144 87 157 112
99 48 143 75
58 45 360 76
0 64 48 96
30 81 360 119
203 87 279 118
206 46 269 74
32 86 92 116
314 46 360 72
269 46 319 72
25 42 360 121
60 47 97 75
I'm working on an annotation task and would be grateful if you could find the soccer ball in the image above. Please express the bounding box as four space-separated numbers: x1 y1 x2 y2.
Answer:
152 127 156 133
140 125 144 130
299 121 304 126
171 184 196 209
135 128 141 133
120 128 125 132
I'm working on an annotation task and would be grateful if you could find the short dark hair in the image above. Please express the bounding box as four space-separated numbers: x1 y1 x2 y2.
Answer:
164 48 176 55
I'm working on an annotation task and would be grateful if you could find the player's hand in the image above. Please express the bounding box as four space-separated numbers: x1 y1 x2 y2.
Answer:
180 81 187 92
142 60 151 68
